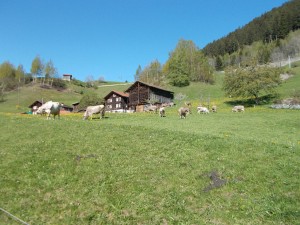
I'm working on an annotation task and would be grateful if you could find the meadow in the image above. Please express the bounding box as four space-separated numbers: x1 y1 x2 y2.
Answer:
1 107 299 224
1 64 300 224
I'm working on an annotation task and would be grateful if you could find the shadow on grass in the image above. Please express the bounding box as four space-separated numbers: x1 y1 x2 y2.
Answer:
225 94 279 107
90 116 109 120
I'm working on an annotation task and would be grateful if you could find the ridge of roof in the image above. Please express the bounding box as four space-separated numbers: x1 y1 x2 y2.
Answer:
125 80 173 93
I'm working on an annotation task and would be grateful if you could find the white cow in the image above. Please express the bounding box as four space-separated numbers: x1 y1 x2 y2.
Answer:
232 105 245 112
144 104 157 113
36 101 62 119
32 106 38 115
197 106 209 114
83 105 105 120
159 107 165 117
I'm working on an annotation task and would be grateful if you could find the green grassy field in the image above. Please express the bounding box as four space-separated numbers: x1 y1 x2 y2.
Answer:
1 64 300 224
0 108 299 224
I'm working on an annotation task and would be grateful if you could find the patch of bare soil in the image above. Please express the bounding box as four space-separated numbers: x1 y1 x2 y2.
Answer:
202 170 227 192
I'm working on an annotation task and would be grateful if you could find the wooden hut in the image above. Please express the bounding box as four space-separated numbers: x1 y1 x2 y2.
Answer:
62 74 72 81
72 102 80 112
125 81 174 111
28 100 44 114
104 90 129 112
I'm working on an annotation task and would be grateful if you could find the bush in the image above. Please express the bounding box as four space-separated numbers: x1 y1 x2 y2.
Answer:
79 92 104 110
52 78 66 89
168 73 190 87
72 79 86 87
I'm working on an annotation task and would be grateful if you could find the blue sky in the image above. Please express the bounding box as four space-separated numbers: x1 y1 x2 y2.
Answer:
0 0 288 82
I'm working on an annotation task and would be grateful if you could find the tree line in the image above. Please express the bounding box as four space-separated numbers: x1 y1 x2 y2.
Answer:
203 0 300 57
134 39 214 87
134 1 300 88
201 0 300 70
0 56 66 101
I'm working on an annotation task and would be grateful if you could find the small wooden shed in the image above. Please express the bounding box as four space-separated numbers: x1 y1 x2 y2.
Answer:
28 100 44 113
72 102 80 112
62 74 72 81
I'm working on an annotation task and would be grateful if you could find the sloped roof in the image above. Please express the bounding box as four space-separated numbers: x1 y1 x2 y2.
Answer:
125 80 174 93
28 100 43 108
104 90 129 99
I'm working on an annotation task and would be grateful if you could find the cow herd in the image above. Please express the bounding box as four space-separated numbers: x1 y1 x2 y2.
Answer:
33 100 245 120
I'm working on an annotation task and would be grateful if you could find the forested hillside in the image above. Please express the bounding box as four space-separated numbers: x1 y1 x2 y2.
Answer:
203 0 300 57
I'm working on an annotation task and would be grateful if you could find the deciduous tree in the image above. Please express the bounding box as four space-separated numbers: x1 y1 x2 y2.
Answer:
31 56 44 82
223 60 282 104
164 39 214 86
79 91 102 110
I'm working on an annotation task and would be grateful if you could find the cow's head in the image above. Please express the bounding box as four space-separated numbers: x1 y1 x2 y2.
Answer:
36 107 45 115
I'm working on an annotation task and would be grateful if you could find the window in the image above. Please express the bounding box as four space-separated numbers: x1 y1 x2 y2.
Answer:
107 98 112 103
116 103 121 108
116 97 121 102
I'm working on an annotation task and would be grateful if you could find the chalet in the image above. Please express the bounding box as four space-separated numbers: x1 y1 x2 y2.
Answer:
104 90 129 112
125 81 174 112
62 74 72 81
28 100 44 113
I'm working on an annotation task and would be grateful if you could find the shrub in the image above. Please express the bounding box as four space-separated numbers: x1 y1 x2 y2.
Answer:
79 91 104 110
52 78 66 89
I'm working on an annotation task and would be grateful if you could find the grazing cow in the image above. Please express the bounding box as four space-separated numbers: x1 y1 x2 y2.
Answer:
168 102 176 107
178 107 191 119
162 102 176 107
197 106 209 114
185 101 192 107
211 105 217 113
36 101 62 120
83 105 105 120
159 107 165 117
232 105 245 112
32 106 38 115
144 104 157 113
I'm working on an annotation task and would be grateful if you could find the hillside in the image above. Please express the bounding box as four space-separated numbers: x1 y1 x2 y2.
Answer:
203 0 300 57
1 61 299 113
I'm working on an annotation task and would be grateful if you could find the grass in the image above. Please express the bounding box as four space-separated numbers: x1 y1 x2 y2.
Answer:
1 109 299 224
1 67 300 224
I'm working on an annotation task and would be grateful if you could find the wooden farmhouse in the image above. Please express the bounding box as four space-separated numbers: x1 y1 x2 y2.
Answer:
124 81 174 112
104 90 129 112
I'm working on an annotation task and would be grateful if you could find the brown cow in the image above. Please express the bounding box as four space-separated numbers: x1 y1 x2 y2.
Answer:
178 107 191 119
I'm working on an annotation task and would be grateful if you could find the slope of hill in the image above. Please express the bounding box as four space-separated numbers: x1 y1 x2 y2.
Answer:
1 62 299 113
203 0 300 57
